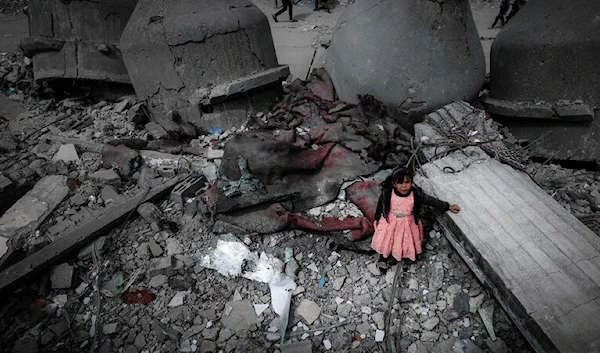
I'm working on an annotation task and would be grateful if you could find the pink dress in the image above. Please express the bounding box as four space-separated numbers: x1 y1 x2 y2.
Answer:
371 191 424 261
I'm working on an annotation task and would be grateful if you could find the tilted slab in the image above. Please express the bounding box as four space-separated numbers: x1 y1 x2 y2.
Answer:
415 103 600 353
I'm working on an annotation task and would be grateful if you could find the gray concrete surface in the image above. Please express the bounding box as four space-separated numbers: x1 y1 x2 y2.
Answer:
324 0 486 121
1 1 500 86
0 13 28 53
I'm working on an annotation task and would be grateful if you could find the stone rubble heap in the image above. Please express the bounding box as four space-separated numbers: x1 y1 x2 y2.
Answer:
3 50 598 353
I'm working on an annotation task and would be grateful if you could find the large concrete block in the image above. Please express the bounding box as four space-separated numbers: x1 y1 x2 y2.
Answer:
120 0 289 130
490 0 600 106
22 0 137 83
324 0 485 127
488 0 600 162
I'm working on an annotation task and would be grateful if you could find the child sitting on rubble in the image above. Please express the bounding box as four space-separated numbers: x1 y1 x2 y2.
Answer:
372 167 460 270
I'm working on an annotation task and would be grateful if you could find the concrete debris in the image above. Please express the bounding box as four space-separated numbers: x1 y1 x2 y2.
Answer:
103 323 118 335
100 185 119 204
0 18 556 351
220 300 259 336
295 299 321 325
51 144 80 163
0 175 69 238
50 263 75 289
253 303 269 316
89 169 121 185
479 305 497 341
281 340 313 353
102 144 140 177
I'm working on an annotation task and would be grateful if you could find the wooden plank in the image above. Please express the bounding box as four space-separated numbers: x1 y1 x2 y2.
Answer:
0 176 184 299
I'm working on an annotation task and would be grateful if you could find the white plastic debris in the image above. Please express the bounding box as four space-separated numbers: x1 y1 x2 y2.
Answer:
269 274 296 316
375 330 385 342
323 339 332 350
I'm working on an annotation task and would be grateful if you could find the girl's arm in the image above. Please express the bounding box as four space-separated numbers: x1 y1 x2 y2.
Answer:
374 193 384 221
421 192 461 214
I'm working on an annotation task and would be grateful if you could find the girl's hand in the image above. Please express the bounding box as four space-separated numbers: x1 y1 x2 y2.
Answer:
449 204 461 214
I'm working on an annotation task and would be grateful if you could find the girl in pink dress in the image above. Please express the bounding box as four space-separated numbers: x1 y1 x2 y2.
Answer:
372 167 460 267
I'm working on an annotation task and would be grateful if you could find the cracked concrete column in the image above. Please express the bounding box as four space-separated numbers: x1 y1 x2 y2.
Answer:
324 0 485 128
120 0 290 132
21 0 137 83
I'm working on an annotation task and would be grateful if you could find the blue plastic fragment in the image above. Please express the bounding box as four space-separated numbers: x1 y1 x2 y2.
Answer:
208 127 224 135
318 276 326 287
8 87 16 94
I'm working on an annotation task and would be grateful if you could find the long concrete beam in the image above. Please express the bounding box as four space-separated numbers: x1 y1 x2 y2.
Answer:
0 175 184 299
415 102 600 353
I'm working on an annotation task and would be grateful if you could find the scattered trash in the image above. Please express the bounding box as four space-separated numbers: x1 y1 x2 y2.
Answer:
318 275 326 287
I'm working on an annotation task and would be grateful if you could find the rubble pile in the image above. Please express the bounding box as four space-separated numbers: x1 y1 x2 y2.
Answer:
0 71 538 353
3 52 585 353
1 206 534 353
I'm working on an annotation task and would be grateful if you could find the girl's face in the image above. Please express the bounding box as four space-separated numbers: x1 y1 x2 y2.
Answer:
393 175 412 194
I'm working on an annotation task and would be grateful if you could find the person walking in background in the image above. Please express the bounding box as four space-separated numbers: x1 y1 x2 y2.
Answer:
272 0 297 22
506 0 526 23
490 0 510 28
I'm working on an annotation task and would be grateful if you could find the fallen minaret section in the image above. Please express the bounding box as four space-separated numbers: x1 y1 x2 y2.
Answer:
414 102 600 353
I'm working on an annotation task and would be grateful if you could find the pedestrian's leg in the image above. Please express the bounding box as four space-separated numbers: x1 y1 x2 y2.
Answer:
273 0 288 22
491 15 500 28
286 0 296 21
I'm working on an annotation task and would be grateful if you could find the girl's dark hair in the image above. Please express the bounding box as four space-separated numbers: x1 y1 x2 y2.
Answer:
391 167 412 184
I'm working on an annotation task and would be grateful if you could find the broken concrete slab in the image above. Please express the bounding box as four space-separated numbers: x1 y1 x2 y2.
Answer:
0 176 183 299
220 300 259 336
295 299 321 325
51 144 80 163
415 101 600 353
50 263 75 289
0 175 69 258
